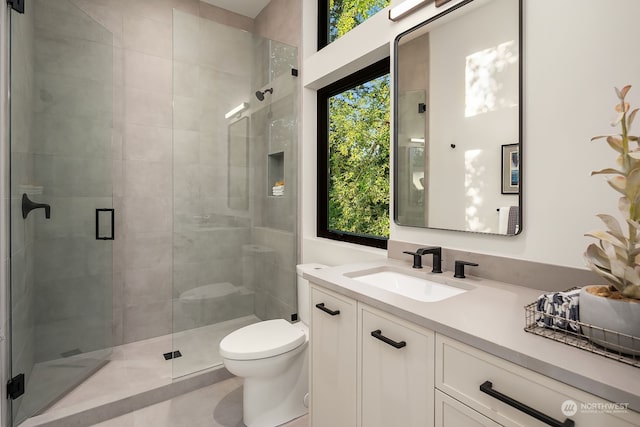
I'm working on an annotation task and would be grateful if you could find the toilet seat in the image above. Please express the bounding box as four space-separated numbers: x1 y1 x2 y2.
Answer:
219 319 306 361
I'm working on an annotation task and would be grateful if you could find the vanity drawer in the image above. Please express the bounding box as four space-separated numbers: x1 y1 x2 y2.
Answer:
435 390 500 427
435 335 640 427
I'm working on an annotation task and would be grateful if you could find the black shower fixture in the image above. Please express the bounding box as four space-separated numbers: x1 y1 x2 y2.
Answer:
255 88 273 101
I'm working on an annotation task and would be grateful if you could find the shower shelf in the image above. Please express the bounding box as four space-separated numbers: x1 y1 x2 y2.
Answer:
268 151 285 197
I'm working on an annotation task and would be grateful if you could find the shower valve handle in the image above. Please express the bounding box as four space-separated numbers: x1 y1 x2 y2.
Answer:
22 193 50 219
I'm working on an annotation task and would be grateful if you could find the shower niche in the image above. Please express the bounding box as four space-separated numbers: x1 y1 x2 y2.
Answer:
268 151 284 197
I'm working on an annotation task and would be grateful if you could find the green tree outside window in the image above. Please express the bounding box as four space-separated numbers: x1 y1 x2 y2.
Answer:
328 74 390 238
329 0 390 44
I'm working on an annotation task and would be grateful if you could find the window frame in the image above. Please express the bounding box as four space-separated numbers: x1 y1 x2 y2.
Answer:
317 57 391 250
318 0 329 50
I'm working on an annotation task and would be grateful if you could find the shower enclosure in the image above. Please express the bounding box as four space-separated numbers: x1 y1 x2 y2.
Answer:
7 1 298 425
171 10 299 378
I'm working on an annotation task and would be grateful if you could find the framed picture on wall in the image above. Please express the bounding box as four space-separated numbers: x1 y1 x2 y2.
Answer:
501 143 519 194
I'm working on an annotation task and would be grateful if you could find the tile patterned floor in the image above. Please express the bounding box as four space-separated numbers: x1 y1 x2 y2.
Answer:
91 376 309 427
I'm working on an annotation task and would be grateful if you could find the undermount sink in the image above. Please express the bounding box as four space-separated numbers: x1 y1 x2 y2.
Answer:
348 269 469 302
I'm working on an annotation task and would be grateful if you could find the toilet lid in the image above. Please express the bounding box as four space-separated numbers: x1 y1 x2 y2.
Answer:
219 319 306 361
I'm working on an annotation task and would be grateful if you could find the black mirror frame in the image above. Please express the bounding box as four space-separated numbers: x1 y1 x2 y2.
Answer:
392 0 523 236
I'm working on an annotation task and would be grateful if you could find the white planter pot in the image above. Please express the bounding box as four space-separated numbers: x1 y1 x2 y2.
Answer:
579 286 640 356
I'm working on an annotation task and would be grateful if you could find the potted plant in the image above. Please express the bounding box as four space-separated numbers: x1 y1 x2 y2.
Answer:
582 85 640 356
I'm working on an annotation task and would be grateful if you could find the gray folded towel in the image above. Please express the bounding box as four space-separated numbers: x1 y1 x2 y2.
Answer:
535 289 581 333
507 206 519 235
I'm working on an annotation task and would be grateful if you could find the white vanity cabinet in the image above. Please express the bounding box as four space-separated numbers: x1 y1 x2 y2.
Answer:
360 304 434 427
435 335 640 427
309 281 640 427
310 284 435 427
310 285 357 427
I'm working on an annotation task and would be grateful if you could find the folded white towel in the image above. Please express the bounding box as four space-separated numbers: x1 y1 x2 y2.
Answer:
498 207 509 234
535 289 581 333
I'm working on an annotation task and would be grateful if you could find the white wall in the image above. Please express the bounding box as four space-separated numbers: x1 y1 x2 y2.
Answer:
302 0 640 269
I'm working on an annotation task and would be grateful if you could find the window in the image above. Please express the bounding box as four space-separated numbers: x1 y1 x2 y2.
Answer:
318 0 391 49
317 58 390 249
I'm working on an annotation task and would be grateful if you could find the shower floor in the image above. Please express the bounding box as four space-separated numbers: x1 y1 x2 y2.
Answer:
20 315 260 426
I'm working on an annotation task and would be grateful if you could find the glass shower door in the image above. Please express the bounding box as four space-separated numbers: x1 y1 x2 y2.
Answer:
9 1 114 424
171 9 299 379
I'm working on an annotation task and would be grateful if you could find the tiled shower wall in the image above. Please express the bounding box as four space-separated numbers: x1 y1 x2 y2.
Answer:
4 0 302 361
67 0 301 345
251 0 302 322
71 0 190 345
172 2 301 330
171 10 254 333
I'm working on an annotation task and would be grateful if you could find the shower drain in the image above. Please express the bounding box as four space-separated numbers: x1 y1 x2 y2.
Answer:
163 350 182 360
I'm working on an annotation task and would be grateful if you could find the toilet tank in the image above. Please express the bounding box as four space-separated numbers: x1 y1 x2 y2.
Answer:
296 263 328 325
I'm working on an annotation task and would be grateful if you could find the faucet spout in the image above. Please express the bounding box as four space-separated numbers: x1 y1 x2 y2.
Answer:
417 247 442 273
404 246 442 273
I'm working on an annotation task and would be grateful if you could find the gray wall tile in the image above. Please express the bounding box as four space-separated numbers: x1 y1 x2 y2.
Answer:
123 14 172 59
123 124 172 163
123 300 172 343
124 50 172 94
124 88 172 128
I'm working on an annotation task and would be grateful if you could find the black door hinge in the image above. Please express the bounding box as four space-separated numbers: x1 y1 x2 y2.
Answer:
7 374 25 400
7 0 25 13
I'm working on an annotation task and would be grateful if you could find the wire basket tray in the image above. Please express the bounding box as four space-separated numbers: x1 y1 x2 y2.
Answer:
524 295 639 368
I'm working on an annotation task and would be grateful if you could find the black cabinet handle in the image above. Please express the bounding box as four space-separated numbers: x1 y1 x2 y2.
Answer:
371 329 406 349
480 381 574 427
315 303 340 316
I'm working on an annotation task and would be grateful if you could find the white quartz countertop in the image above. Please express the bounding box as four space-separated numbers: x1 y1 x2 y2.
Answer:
304 259 640 411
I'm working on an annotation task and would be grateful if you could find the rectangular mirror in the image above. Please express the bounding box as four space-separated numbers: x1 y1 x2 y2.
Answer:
228 117 250 210
394 0 522 235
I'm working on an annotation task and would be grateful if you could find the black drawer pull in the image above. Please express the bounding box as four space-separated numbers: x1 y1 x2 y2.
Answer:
371 329 406 349
315 303 340 316
480 381 574 427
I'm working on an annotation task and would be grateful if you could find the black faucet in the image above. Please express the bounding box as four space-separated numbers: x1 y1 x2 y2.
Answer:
403 247 442 273
454 260 479 278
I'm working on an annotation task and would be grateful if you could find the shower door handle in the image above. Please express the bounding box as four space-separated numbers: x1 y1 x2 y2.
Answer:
22 193 51 219
96 209 115 240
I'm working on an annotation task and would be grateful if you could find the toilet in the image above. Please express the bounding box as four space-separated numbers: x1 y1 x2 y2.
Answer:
219 263 327 427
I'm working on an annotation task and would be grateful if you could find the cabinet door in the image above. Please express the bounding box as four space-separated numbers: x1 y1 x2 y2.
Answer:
310 286 357 427
360 305 435 427
435 390 501 427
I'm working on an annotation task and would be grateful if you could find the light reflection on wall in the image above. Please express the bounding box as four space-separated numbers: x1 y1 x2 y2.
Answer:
464 148 490 232
465 40 518 118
